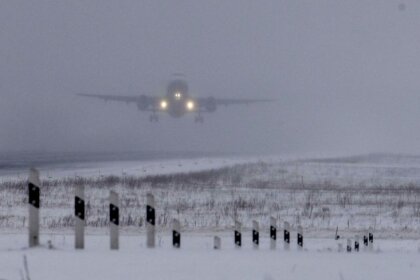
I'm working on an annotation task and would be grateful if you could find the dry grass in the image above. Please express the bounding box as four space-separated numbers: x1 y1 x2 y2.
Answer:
1 162 420 236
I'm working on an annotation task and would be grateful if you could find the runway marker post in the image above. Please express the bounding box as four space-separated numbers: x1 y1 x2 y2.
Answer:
270 217 277 250
75 185 85 249
347 238 352 252
252 220 259 249
234 221 242 248
214 236 221 250
109 191 119 250
297 225 303 250
284 221 290 250
368 227 374 251
354 235 360 252
363 231 369 249
172 219 181 248
146 193 156 248
28 168 41 248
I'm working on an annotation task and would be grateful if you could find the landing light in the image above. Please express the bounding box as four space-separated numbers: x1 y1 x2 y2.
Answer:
160 100 168 109
174 92 182 100
186 100 195 110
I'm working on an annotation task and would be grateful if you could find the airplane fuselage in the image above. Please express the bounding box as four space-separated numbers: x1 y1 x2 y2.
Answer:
161 79 195 118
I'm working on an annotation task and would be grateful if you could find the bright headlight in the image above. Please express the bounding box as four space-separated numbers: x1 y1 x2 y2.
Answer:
160 100 168 109
186 100 194 110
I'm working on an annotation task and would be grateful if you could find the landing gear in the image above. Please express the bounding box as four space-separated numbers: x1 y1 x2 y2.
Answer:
194 115 204 123
149 114 159 122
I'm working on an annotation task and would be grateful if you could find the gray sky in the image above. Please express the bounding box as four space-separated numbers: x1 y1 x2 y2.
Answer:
1 1 420 155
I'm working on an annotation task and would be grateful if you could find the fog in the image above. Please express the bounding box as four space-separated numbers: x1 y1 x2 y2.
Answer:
1 1 420 156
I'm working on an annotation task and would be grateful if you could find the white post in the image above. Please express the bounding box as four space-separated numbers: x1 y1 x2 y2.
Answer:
214 236 221 250
270 217 276 250
252 220 259 249
28 168 41 247
109 191 119 250
368 227 373 251
347 238 352 252
338 242 343 252
354 235 360 252
234 221 242 248
297 225 303 250
75 185 85 249
283 221 290 250
363 231 369 250
146 193 155 248
172 219 181 248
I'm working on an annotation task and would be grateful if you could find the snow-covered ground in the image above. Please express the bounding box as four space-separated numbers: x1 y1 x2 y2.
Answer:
0 155 255 181
2 153 420 236
1 153 420 279
1 233 419 280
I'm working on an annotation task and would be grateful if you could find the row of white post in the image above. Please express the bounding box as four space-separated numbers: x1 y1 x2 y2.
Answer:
27 168 372 251
28 168 303 250
343 233 373 252
227 219 303 250
28 168 158 250
336 227 374 252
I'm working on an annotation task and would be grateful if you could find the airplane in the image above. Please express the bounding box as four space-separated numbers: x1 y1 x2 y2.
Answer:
78 77 273 123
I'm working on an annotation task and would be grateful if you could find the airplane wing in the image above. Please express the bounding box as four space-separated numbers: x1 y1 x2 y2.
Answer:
197 97 275 112
77 93 145 103
77 93 159 111
212 98 275 106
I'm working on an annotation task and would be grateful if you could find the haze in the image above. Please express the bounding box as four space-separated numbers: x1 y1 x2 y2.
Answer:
1 1 420 156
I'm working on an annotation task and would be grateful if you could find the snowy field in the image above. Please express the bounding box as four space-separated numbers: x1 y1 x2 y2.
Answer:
1 233 420 280
2 153 420 236
0 152 252 181
1 153 420 279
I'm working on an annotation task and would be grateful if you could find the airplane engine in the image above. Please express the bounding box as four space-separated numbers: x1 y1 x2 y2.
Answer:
136 95 149 111
206 97 217 112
